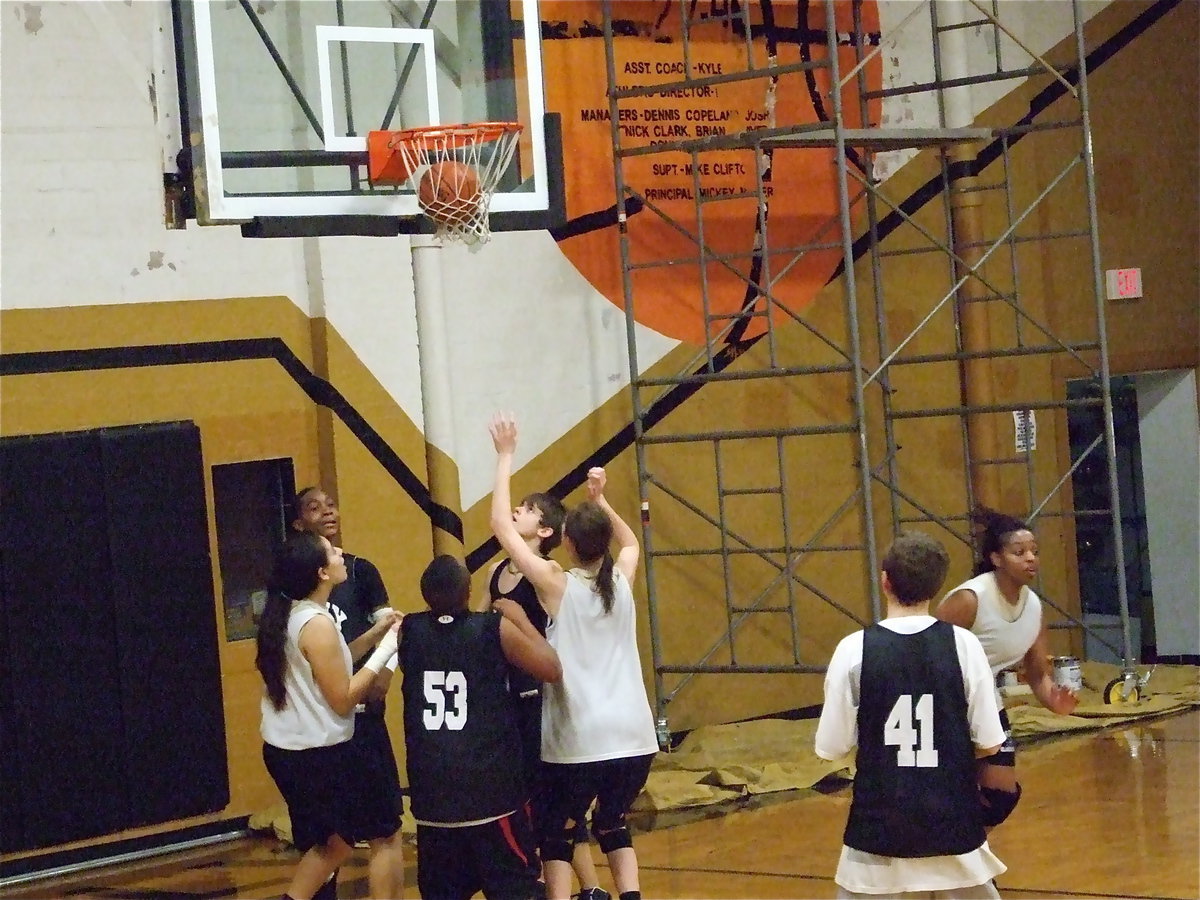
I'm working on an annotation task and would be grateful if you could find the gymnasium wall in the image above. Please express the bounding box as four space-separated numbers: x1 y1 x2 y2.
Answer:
1 0 1196 859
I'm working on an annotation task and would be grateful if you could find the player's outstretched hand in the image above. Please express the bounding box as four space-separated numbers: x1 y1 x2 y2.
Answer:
586 466 607 500
371 608 399 631
489 412 518 455
492 596 532 630
1046 682 1078 716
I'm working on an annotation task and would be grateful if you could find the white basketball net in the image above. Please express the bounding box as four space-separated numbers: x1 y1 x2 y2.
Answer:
391 123 523 244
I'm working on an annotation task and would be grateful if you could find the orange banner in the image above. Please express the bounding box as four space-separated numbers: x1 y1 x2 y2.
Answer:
541 0 881 343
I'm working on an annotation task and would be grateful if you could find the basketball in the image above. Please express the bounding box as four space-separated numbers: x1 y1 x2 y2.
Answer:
418 160 481 223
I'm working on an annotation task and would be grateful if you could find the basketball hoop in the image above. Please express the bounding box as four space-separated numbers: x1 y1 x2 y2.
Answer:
367 122 523 244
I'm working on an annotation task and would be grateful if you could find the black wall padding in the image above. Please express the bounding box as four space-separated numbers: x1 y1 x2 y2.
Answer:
101 423 230 827
0 423 229 853
0 432 130 851
0 526 13 852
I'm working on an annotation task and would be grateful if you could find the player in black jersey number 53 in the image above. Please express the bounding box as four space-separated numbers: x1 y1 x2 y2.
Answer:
399 555 562 900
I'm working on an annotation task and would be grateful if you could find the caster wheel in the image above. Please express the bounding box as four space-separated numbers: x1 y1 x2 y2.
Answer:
1104 677 1140 704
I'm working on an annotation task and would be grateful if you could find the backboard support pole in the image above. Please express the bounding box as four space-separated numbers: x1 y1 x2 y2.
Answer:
411 234 465 558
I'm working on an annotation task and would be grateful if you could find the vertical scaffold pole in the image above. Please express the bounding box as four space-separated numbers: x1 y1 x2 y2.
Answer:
602 0 669 732
1072 0 1134 672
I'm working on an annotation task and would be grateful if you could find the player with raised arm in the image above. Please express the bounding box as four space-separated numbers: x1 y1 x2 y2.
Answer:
489 414 658 900
483 491 609 900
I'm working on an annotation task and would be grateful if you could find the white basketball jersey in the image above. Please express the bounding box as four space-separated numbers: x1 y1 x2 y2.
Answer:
260 600 355 750
943 571 1042 706
541 568 658 764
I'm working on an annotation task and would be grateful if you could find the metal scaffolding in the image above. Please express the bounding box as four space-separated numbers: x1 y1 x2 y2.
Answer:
601 0 1136 733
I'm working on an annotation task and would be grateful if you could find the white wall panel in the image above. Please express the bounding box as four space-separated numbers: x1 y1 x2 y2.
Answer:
873 0 1111 181
314 234 426 424
437 229 678 507
1 2 312 313
1136 370 1200 657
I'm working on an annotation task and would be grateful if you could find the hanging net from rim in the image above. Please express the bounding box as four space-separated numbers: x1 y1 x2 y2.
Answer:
367 122 523 244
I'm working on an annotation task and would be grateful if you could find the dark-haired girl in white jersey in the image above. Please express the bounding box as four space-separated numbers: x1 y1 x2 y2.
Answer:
936 507 1077 827
256 532 405 900
489 414 658 900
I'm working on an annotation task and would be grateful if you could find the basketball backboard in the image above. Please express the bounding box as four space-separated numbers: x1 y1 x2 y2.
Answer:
172 0 562 236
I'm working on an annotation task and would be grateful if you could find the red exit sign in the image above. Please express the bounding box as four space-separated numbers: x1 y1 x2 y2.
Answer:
1105 267 1143 300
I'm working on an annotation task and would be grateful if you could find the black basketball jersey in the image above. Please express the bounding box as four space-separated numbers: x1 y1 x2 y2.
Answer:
488 560 549 698
328 553 388 646
399 610 524 824
328 554 390 715
844 620 985 858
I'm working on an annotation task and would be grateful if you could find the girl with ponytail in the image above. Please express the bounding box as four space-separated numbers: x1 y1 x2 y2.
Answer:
490 415 658 900
256 532 405 900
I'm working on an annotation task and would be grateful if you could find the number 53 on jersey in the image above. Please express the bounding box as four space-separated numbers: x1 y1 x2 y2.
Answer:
424 670 467 730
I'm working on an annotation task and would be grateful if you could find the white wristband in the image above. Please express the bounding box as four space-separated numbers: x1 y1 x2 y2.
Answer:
384 652 399 672
363 642 395 674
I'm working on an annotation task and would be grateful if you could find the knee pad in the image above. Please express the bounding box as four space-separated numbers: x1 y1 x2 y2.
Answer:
592 821 633 854
540 836 574 863
979 782 1022 827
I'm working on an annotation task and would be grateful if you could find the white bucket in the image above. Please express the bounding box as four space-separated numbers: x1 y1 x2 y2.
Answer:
1052 656 1083 693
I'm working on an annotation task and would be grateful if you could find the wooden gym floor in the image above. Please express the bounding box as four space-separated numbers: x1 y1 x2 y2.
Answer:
6 708 1197 900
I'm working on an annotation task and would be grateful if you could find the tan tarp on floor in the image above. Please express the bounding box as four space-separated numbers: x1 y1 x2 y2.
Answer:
636 718 847 813
636 662 1198 813
1006 660 1199 736
251 663 1198 839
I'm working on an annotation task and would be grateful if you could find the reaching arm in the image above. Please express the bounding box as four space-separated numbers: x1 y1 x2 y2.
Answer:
587 467 640 582
300 616 398 717
1024 622 1078 715
488 414 566 609
934 588 979 631
495 598 562 683
347 610 398 662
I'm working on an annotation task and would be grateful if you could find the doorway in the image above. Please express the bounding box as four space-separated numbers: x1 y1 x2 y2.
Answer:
1067 370 1200 664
